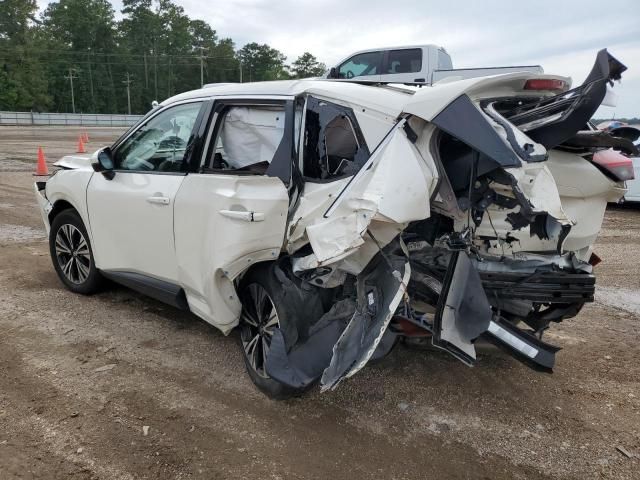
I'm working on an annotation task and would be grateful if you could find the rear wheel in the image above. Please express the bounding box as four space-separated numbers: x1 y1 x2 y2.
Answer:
238 264 306 400
49 209 103 294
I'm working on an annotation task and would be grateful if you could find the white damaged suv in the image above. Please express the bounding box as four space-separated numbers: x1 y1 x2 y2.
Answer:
35 49 636 398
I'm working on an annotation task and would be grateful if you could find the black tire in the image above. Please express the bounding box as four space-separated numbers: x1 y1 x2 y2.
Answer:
49 209 104 294
238 263 307 400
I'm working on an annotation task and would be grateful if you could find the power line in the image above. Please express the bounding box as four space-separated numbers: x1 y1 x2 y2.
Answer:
0 46 238 61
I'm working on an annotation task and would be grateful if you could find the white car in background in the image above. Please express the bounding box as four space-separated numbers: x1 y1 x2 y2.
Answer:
35 49 635 399
628 156 640 202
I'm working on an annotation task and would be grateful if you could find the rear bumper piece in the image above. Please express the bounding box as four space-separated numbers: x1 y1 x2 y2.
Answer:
484 319 560 370
428 250 562 370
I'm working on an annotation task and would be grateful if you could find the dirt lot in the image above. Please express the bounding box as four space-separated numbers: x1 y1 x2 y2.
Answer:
1 126 639 479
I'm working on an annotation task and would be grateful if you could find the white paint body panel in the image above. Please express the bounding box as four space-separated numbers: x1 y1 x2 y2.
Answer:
54 154 93 170
44 169 94 240
624 157 640 202
174 174 289 332
86 172 185 281
289 119 438 272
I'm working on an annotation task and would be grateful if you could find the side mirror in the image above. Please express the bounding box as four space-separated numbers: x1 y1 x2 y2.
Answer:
91 147 116 180
328 67 338 79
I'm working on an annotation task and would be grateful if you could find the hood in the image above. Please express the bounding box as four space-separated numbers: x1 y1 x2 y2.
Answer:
53 153 94 170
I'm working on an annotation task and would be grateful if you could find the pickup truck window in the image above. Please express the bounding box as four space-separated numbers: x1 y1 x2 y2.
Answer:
386 49 422 74
338 51 382 79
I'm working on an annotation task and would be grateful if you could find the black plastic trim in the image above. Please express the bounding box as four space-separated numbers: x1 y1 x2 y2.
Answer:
101 271 190 311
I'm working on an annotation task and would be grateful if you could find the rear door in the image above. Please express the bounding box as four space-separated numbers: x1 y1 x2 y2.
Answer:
87 100 206 283
173 98 295 331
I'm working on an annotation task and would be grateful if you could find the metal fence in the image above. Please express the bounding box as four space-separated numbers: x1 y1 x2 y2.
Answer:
0 111 143 127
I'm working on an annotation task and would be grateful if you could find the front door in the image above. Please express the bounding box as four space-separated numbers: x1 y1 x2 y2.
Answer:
87 101 205 282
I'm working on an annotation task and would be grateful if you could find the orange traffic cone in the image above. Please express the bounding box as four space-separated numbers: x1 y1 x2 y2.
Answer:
34 146 49 176
77 135 86 153
83 131 90 143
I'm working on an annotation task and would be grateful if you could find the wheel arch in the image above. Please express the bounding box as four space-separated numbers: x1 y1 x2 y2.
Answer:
48 199 78 224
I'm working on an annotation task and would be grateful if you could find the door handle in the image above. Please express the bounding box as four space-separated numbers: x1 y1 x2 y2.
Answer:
219 210 265 222
146 195 170 205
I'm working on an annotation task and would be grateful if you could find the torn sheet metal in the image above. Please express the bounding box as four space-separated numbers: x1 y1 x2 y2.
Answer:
290 119 436 272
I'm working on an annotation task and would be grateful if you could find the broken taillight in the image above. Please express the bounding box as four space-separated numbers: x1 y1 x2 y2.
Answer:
591 149 635 181
523 79 567 92
589 252 602 267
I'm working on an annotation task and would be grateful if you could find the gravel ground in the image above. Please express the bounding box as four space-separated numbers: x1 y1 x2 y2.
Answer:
1 126 639 479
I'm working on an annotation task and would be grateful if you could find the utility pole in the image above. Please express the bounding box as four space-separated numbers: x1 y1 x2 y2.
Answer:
153 37 158 101
239 59 243 83
196 46 207 87
87 49 95 112
123 73 133 115
64 68 78 114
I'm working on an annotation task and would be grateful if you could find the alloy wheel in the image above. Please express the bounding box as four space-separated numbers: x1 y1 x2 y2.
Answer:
240 283 280 378
54 224 91 284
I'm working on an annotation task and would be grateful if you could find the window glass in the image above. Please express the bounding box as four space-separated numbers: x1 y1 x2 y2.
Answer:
206 105 285 174
114 102 202 172
302 97 369 180
338 51 382 79
438 50 453 70
386 48 422 74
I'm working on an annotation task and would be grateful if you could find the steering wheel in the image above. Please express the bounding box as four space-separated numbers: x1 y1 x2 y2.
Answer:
345 70 355 79
159 135 186 151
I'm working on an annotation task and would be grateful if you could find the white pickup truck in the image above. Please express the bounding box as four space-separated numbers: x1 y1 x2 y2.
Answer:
324 44 543 84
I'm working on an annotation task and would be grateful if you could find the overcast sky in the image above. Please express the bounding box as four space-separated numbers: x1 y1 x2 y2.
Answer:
39 0 640 117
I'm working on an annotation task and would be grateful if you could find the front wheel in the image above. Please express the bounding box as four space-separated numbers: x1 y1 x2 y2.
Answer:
238 264 306 400
49 209 103 294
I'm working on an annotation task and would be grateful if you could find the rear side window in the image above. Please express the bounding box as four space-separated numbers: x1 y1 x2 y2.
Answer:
386 49 422 74
302 96 370 180
338 51 383 79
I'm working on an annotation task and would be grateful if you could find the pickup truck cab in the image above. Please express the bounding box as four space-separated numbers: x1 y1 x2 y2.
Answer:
325 44 543 85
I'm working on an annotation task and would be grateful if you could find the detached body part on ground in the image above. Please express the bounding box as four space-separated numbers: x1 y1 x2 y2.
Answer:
34 49 636 398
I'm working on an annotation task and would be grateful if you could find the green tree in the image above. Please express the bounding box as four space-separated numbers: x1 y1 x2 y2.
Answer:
0 0 51 110
39 0 119 113
0 0 327 113
237 42 288 82
118 0 161 112
289 52 326 79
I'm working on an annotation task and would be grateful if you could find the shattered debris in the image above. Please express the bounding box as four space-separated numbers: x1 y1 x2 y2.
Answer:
94 364 116 373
